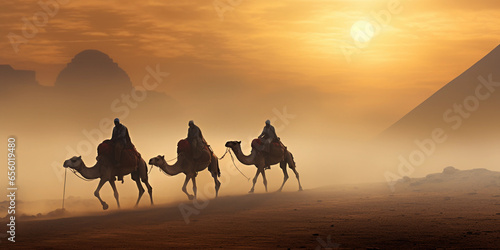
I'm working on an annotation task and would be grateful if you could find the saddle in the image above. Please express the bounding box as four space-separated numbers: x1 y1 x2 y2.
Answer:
251 138 286 169
97 140 141 160
177 139 211 162
251 138 282 151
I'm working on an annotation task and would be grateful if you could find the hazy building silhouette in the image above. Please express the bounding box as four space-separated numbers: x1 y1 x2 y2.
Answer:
381 45 500 141
55 50 132 93
0 65 38 92
378 44 500 174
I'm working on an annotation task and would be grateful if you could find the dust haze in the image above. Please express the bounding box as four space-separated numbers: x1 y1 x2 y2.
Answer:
2 1 500 248
2 46 500 219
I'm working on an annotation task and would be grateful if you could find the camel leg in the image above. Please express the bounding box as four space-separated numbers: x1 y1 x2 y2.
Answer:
287 153 303 191
210 157 221 198
249 169 262 193
143 179 154 205
192 176 197 200
277 161 289 192
94 179 109 210
261 168 268 192
212 173 221 198
109 179 120 209
214 177 221 198
182 175 194 200
138 159 153 206
134 177 145 207
290 166 303 191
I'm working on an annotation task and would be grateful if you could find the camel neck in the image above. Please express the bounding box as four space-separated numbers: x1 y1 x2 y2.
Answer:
78 161 102 179
160 159 184 176
231 145 255 165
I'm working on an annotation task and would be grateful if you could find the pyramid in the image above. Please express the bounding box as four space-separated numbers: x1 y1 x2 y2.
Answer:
381 45 500 144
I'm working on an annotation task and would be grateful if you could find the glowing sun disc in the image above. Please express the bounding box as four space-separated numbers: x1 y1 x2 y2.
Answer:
350 20 375 43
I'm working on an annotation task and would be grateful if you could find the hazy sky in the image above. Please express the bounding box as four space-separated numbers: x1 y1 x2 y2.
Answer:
2 0 500 134
2 1 500 206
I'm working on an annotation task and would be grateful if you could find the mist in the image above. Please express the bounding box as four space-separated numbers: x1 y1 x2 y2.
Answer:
3 45 500 219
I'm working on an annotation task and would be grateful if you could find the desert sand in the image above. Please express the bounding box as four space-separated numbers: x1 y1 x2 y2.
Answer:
3 168 500 249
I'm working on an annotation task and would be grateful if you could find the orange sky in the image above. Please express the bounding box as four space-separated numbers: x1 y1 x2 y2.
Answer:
2 0 500 204
1 0 500 135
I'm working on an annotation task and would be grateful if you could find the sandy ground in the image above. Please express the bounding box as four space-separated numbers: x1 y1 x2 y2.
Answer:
3 182 500 249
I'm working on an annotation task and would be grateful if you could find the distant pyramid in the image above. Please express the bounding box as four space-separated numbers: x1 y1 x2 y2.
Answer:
381 44 500 143
55 50 132 92
0 49 180 138
378 44 500 174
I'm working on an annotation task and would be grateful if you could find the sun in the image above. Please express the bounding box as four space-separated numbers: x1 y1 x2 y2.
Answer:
350 20 375 43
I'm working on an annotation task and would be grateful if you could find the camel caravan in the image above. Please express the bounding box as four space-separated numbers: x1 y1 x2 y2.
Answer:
63 118 302 210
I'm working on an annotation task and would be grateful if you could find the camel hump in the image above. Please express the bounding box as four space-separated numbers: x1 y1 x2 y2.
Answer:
251 138 262 149
126 145 141 158
97 139 114 156
177 139 191 154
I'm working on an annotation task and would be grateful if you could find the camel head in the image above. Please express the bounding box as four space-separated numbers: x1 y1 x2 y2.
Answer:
149 155 166 167
63 156 83 170
225 141 241 149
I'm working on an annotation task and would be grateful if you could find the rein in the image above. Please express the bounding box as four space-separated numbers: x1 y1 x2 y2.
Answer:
156 164 171 177
148 155 177 174
166 156 177 162
219 147 230 159
223 147 250 181
69 168 93 182
62 168 67 210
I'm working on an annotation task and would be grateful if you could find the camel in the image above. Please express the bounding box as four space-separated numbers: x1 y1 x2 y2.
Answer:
62 141 153 210
225 140 303 193
148 146 221 200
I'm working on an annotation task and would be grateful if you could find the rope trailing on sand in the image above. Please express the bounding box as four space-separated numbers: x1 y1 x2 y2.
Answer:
62 168 67 210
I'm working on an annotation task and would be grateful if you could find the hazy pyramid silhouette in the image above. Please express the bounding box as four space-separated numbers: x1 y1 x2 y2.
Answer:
55 50 132 92
0 49 180 135
378 44 500 174
381 44 500 143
